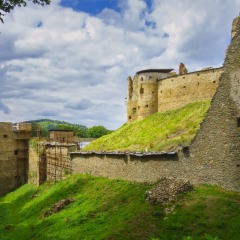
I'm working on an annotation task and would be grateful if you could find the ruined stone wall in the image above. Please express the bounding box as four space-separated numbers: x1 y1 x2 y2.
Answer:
28 146 40 185
158 68 223 112
28 143 78 184
186 17 240 191
0 123 31 195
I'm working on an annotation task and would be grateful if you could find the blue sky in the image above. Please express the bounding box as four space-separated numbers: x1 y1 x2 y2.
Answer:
0 0 239 129
60 0 121 15
60 0 153 15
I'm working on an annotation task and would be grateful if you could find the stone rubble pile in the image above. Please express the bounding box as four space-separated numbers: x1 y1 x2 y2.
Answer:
146 177 193 205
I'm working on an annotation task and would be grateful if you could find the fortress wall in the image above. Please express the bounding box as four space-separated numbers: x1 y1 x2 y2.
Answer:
158 68 223 112
71 153 185 183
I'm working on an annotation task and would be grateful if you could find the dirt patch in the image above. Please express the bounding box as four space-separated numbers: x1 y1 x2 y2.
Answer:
41 198 75 218
4 224 14 231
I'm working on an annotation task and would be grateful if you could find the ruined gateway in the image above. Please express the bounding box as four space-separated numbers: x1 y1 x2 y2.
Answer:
1 17 240 195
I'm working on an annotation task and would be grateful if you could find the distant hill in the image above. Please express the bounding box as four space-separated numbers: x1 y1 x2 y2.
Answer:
23 119 112 138
84 101 210 152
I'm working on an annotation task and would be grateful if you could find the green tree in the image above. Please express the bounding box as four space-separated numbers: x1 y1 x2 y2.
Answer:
87 126 112 138
0 0 51 23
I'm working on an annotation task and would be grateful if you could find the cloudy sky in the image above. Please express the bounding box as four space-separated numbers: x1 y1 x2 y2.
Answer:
0 0 239 129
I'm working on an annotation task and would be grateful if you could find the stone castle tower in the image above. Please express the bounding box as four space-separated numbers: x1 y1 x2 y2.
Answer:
127 69 173 121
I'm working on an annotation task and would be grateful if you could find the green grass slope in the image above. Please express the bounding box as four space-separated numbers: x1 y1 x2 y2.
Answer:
0 175 239 240
84 101 210 152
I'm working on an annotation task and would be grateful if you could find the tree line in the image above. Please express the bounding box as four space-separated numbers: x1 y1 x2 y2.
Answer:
28 119 113 138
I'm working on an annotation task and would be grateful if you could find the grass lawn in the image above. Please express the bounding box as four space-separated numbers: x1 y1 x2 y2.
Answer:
0 174 239 240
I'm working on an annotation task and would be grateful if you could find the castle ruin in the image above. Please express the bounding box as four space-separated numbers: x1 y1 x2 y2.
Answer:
1 17 240 195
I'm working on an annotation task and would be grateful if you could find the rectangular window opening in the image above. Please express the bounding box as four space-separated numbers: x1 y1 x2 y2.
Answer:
3 135 8 138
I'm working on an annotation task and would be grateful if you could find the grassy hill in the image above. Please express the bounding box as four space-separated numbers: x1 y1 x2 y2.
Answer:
84 101 210 152
0 174 239 240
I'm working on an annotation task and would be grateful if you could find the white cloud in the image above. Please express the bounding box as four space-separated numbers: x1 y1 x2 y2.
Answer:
0 0 239 129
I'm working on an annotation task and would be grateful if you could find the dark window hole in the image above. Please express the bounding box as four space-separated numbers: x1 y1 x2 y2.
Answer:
237 118 240 127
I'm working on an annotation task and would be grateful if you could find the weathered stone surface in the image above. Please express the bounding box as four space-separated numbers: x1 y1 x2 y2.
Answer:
146 177 193 204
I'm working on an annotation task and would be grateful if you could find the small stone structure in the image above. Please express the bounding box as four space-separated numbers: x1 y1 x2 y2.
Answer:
0 122 31 195
49 130 74 143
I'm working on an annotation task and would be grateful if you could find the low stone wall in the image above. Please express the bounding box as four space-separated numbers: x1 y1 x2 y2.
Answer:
71 152 186 183
70 148 239 191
